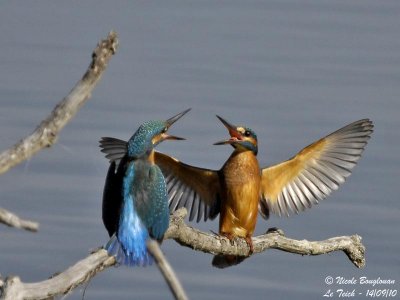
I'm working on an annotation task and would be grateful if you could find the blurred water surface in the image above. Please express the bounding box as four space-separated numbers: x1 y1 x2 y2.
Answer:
0 1 399 299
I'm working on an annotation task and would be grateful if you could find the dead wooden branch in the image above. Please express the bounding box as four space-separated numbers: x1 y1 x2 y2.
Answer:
0 208 39 232
0 31 118 175
0 248 115 300
0 208 365 300
0 31 119 232
147 240 189 300
164 208 365 268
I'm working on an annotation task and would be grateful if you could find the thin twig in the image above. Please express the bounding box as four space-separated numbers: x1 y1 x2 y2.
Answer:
147 240 189 300
0 31 118 175
0 208 39 232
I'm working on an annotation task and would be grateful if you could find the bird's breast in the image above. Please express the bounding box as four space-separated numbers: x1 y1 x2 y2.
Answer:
219 151 261 237
222 152 260 185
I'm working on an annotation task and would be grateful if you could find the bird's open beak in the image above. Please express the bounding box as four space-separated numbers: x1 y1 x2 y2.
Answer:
214 115 242 145
166 108 191 127
162 134 185 141
164 108 191 141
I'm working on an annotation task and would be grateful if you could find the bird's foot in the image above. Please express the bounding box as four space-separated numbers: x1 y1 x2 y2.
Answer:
210 230 219 236
220 233 253 256
221 232 236 246
245 236 254 255
266 227 285 236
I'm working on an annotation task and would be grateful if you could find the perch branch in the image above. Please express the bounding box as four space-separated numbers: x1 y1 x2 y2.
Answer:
164 208 365 268
0 208 39 232
0 208 365 300
0 31 119 175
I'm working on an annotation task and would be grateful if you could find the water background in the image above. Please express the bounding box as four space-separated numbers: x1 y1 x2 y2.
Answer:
0 1 399 299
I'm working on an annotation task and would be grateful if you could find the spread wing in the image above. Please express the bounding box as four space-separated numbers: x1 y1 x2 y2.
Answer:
154 152 221 222
99 137 127 168
259 119 373 218
99 137 221 222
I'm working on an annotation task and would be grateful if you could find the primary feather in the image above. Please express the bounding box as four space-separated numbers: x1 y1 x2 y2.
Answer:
259 119 373 218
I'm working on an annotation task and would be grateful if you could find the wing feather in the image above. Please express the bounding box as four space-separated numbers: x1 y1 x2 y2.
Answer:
155 152 221 221
102 161 123 237
260 119 373 218
99 136 221 222
99 137 127 168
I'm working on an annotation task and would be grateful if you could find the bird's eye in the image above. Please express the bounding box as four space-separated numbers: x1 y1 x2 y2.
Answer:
161 127 168 133
244 130 251 137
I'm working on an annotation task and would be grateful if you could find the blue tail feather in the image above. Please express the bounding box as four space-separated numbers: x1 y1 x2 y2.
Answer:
105 234 153 267
104 169 154 266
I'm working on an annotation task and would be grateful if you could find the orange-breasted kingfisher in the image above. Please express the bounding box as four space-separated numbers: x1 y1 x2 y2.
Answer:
101 115 373 268
100 108 190 266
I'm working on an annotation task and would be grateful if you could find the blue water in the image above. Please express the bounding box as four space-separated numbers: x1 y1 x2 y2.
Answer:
1 1 399 299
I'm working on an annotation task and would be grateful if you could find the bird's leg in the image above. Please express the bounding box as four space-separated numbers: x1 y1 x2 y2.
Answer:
245 235 254 255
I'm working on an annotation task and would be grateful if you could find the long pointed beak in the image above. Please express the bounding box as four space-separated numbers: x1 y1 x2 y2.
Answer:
162 134 185 141
166 108 191 127
163 108 191 141
214 115 242 145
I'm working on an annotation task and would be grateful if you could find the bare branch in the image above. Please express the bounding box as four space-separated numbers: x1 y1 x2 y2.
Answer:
147 240 189 300
0 208 365 300
0 249 115 300
0 31 119 232
0 31 119 175
0 208 39 232
164 208 366 269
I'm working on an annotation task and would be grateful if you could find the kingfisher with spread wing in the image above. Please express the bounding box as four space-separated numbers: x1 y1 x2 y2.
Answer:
101 115 373 268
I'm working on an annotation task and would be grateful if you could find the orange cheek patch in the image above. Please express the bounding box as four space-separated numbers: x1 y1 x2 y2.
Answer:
151 135 162 145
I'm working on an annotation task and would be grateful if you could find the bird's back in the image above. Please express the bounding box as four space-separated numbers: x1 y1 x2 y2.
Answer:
133 159 170 240
103 157 169 266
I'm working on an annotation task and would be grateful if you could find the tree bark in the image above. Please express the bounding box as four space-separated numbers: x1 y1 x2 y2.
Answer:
165 208 365 269
0 208 365 300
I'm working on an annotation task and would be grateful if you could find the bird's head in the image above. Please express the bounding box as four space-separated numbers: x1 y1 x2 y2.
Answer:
127 108 191 158
214 115 258 154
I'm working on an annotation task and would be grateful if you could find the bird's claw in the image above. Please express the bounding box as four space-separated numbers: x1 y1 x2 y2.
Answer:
245 236 254 255
266 227 285 236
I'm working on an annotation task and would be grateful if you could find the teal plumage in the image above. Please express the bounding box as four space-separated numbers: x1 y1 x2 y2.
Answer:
102 109 190 266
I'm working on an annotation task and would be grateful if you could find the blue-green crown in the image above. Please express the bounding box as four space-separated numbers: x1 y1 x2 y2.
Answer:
127 120 167 158
237 126 258 155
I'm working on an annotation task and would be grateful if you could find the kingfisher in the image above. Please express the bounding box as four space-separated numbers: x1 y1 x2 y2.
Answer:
100 108 190 266
101 115 373 268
